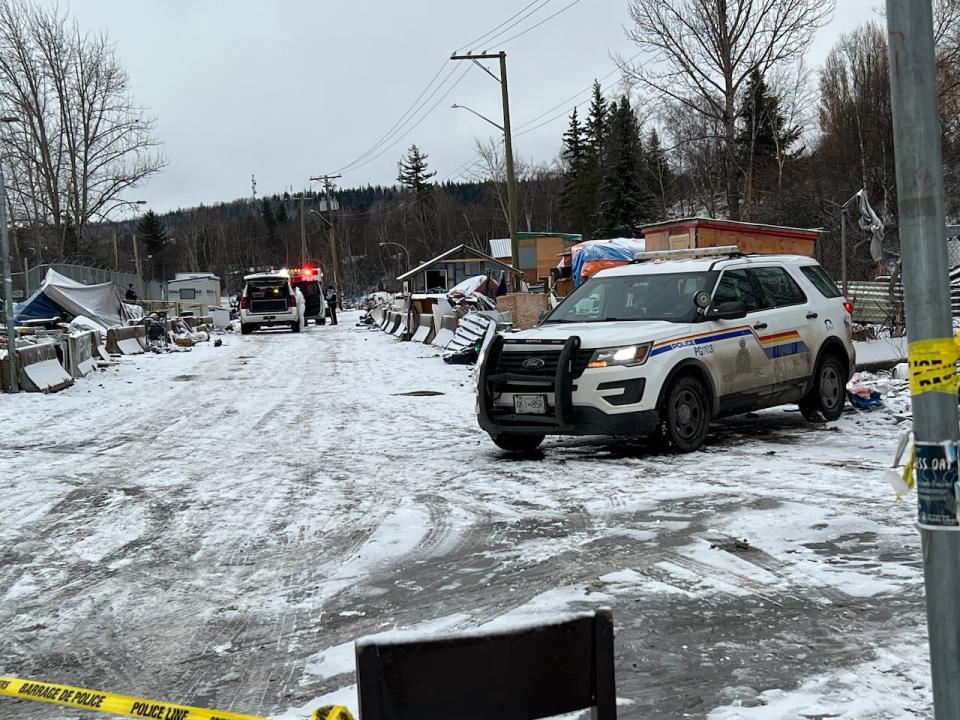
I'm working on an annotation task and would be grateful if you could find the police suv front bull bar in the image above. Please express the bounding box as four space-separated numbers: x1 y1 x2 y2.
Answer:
478 334 581 432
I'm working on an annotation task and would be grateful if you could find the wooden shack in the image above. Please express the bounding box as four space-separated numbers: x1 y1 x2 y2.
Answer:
642 218 820 256
396 244 523 292
489 232 582 285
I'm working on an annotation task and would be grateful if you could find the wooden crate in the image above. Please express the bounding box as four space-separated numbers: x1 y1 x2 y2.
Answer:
497 293 550 330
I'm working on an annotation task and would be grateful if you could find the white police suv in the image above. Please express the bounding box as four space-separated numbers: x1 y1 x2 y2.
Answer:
239 271 306 334
477 247 855 453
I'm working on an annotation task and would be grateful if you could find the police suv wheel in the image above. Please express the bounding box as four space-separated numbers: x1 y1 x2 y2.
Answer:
798 402 824 422
661 376 710 452
491 433 544 453
812 354 846 421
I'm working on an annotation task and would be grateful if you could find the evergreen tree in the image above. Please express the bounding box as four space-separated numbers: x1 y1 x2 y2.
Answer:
584 81 608 162
397 144 437 193
737 70 802 217
642 128 675 218
61 215 80 258
397 144 437 250
261 198 278 242
582 80 609 233
737 70 802 173
598 96 652 236
275 199 289 224
136 210 167 255
136 210 167 280
559 108 594 232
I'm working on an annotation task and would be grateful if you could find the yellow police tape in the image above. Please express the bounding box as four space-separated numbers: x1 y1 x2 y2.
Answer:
909 336 960 395
0 676 355 720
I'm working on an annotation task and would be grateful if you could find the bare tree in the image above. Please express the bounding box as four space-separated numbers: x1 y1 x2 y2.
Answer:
473 136 547 232
621 0 833 220
0 0 165 261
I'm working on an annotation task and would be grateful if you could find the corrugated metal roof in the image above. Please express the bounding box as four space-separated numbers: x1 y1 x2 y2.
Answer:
489 238 511 258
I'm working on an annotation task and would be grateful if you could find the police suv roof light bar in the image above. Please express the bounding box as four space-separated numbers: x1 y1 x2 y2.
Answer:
632 246 740 263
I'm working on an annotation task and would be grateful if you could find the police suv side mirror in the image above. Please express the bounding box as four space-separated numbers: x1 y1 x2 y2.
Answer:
708 300 747 320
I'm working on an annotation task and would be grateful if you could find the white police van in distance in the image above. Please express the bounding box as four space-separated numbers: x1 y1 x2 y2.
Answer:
477 247 855 453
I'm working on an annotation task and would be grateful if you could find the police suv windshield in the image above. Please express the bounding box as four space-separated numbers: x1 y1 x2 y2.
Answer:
543 271 717 324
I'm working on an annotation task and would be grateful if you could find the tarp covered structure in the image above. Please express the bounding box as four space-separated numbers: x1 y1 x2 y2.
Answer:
14 269 142 329
571 238 646 286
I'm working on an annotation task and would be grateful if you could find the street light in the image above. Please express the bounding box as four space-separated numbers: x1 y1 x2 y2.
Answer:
378 241 411 267
379 241 413 339
0 116 19 392
451 104 503 132
102 199 147 217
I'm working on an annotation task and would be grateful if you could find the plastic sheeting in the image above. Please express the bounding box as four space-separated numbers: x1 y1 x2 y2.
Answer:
15 270 142 329
570 238 646 286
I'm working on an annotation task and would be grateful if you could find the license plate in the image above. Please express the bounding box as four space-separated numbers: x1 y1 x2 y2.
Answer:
264 316 275 320
514 394 547 414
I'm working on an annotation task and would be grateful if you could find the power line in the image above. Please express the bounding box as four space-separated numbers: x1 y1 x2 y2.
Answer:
456 0 552 53
497 0 585 47
333 0 557 176
513 57 633 132
341 64 473 179
329 152 488 223
335 61 453 174
516 71 628 138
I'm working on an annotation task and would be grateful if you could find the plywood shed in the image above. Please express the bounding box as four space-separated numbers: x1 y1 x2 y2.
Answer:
489 232 582 284
642 218 820 257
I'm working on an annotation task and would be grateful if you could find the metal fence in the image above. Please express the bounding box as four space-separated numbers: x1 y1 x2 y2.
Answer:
5 263 163 303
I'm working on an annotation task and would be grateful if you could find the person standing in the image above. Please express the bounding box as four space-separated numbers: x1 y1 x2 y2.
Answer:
325 285 338 325
125 284 138 301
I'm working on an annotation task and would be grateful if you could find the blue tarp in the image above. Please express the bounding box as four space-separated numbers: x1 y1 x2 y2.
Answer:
15 291 67 322
571 238 646 286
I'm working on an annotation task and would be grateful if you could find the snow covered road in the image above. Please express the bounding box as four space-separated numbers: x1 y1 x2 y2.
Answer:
0 314 930 719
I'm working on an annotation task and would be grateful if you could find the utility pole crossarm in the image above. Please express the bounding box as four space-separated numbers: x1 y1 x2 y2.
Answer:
450 52 503 61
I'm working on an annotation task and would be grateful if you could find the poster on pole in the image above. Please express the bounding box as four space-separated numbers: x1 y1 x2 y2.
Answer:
916 441 960 530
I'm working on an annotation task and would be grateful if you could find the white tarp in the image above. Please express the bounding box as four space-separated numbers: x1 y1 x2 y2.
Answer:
854 189 885 263
16 270 142 329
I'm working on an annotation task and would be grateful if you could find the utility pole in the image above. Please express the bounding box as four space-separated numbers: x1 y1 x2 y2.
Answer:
132 233 141 279
310 174 344 308
886 3 960 719
450 51 520 286
840 210 848 296
0 165 18 392
299 193 308 266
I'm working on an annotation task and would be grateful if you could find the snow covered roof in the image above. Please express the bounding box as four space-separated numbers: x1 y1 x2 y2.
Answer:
171 273 219 282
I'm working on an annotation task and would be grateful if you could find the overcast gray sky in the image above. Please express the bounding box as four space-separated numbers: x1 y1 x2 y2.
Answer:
58 0 882 214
